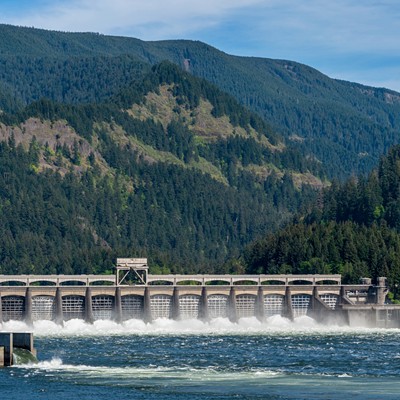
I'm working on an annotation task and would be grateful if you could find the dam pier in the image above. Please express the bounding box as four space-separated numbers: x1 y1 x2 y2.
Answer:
0 332 36 367
0 258 398 328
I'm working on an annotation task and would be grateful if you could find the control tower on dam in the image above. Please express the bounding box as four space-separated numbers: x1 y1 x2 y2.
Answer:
0 258 397 328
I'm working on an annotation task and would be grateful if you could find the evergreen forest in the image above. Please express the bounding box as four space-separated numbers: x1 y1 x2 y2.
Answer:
0 61 320 274
244 145 400 297
1 24 400 289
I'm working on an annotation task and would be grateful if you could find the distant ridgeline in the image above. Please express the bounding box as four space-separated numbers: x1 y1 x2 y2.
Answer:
1 24 400 178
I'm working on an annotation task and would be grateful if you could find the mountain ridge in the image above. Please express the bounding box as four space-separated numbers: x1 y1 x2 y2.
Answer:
1 24 399 178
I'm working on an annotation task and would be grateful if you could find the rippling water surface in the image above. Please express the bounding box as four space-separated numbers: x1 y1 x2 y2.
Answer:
2 316 400 399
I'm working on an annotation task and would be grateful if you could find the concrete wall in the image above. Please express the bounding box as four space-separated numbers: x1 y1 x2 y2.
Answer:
0 274 393 327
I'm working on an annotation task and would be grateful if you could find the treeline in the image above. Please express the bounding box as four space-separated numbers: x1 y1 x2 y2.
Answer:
308 145 400 230
244 145 400 294
244 221 400 288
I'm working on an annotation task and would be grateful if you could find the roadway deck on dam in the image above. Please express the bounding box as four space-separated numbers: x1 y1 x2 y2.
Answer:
0 273 342 286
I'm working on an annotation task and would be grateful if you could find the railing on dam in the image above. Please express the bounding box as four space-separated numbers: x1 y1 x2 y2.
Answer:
146 274 342 286
0 273 342 287
0 274 117 286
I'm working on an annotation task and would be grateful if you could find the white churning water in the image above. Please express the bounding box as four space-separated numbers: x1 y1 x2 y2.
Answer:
1 315 394 337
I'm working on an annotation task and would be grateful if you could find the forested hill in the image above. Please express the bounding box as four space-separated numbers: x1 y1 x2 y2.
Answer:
243 145 400 297
1 24 400 178
0 61 321 275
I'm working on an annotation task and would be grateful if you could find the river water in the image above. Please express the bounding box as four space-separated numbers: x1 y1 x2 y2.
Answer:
1 316 400 399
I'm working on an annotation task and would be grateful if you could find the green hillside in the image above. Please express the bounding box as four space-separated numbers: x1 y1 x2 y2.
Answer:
0 61 320 274
1 24 400 178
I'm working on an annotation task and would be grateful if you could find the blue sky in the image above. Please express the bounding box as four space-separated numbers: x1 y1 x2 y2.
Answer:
2 0 400 92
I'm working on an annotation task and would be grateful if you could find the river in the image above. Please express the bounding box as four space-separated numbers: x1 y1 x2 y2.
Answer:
1 316 400 399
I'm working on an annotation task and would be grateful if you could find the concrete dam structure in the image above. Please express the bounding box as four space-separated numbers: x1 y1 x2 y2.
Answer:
0 258 398 328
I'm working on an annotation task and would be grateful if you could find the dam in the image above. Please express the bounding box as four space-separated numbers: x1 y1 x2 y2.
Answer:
0 258 398 328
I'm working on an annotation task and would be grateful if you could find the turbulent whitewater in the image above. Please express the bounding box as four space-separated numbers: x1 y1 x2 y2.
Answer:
0 315 388 337
2 317 400 399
